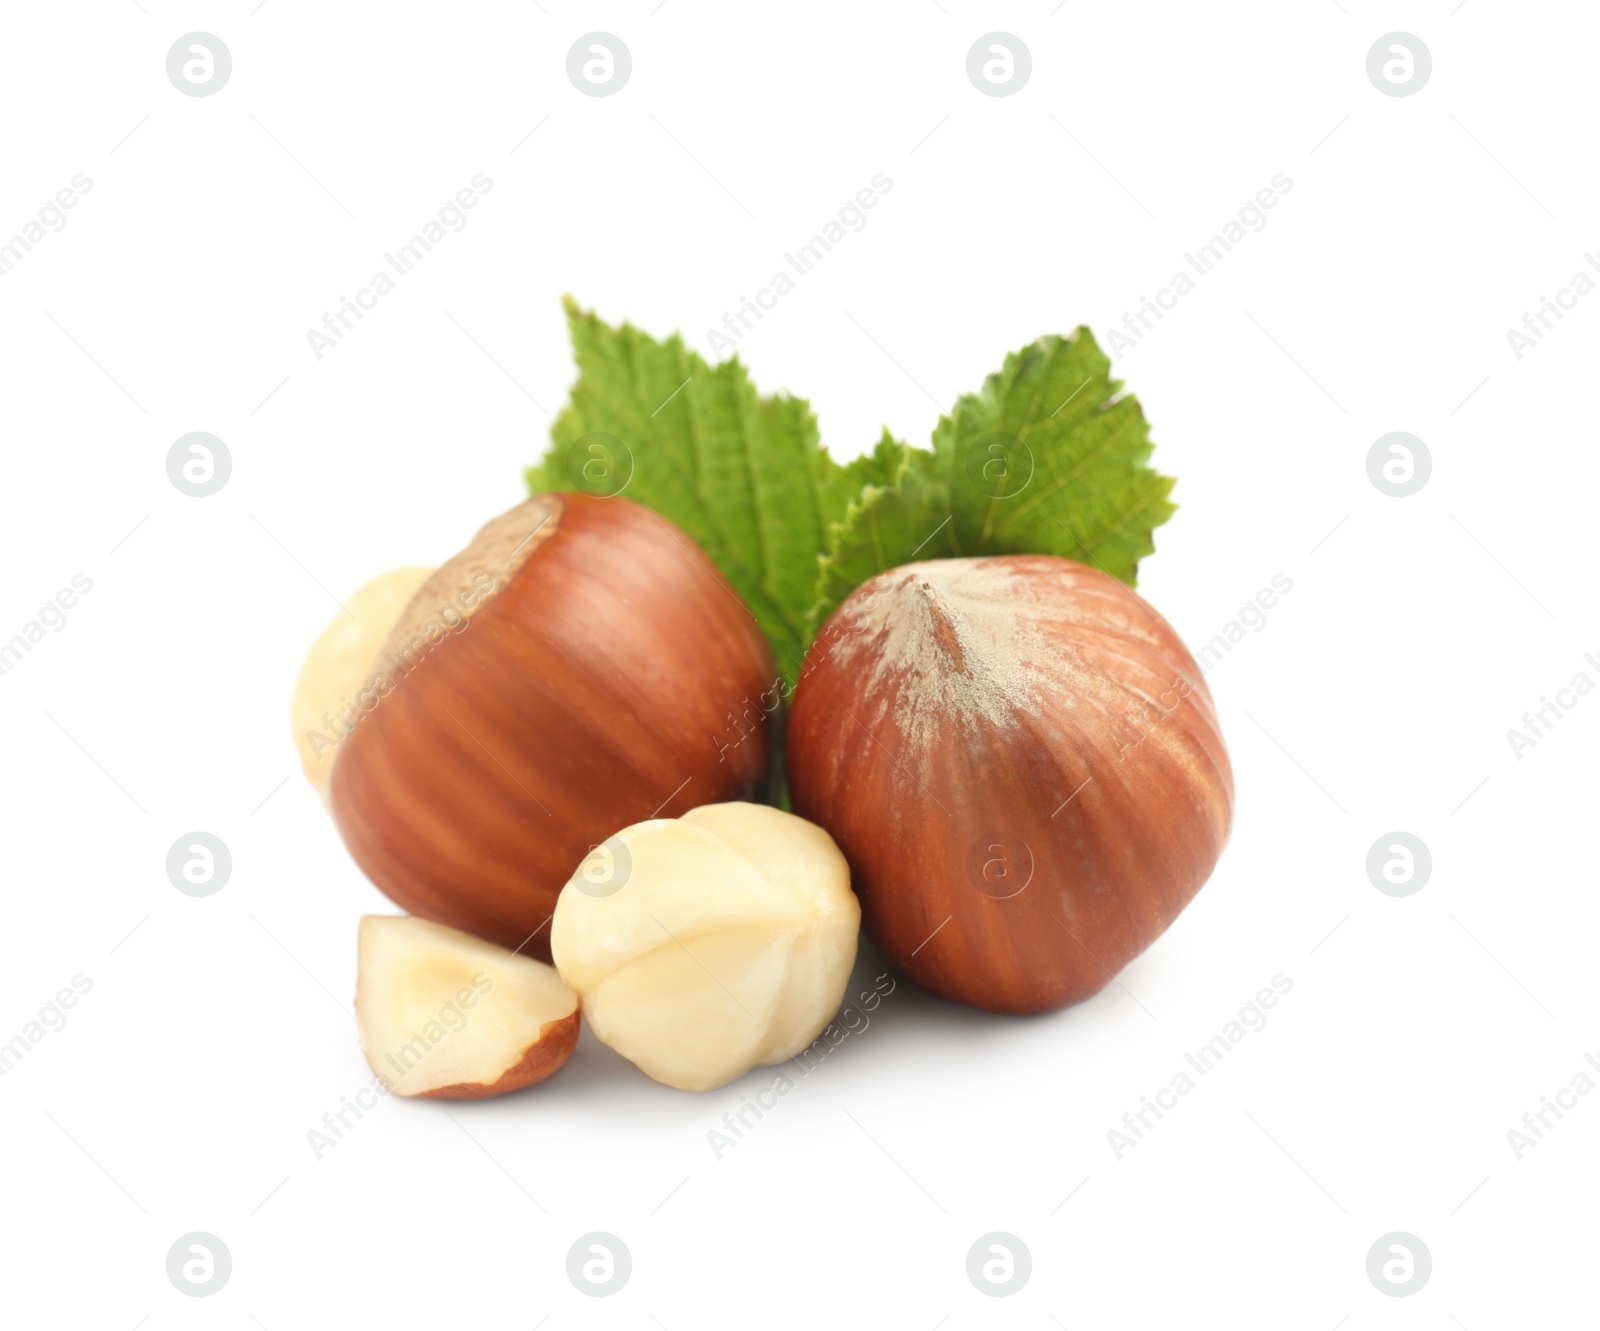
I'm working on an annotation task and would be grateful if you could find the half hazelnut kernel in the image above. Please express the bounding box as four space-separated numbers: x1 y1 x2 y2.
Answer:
356 915 580 1098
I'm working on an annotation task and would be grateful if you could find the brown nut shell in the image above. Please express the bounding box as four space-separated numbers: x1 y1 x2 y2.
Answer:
787 555 1232 1014
330 493 775 955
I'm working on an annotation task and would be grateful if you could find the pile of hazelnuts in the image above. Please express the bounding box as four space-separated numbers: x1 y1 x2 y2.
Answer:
294 494 1232 1098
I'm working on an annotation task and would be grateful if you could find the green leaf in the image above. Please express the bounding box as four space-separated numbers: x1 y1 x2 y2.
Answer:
805 435 954 643
525 299 861 682
807 327 1174 634
530 309 1176 687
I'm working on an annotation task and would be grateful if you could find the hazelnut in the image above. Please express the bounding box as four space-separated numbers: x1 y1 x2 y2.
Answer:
356 915 580 1098
295 494 776 955
290 565 434 801
550 802 860 1091
787 556 1233 1015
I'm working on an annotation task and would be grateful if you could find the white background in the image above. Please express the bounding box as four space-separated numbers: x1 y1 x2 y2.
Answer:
1 2 1595 1326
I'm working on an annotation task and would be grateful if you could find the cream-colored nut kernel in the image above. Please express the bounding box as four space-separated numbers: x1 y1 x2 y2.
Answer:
290 567 433 797
551 802 860 1092
356 915 580 1099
